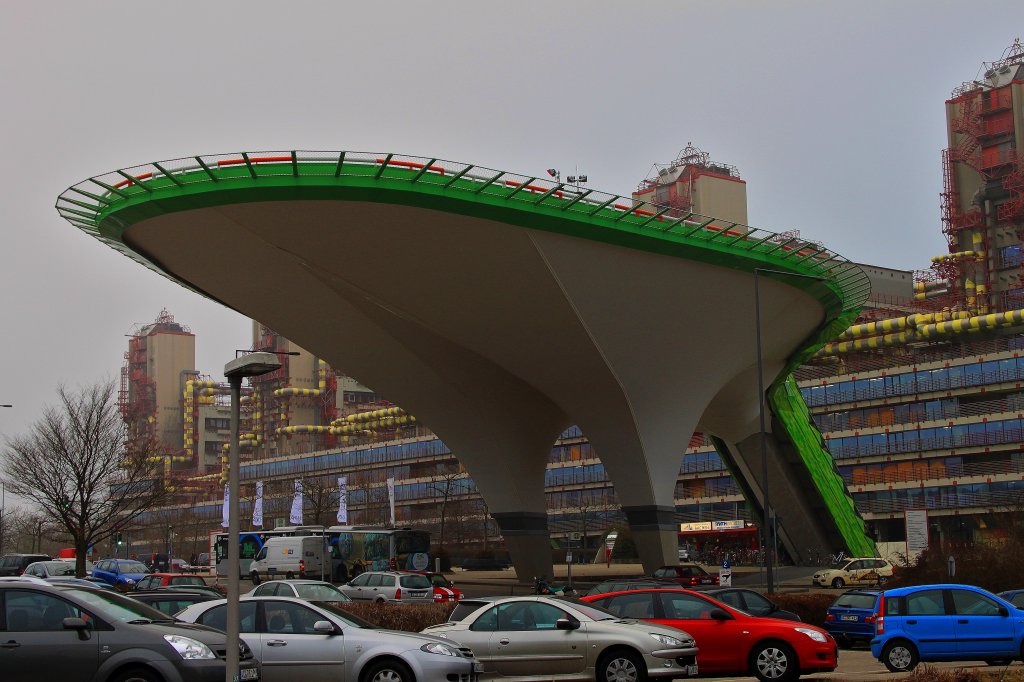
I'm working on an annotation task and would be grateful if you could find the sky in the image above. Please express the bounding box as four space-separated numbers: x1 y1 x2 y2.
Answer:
0 1 1021 483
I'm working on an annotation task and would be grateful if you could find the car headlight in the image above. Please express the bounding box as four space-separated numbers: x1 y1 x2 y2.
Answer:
795 627 829 643
164 635 216 660
421 642 462 656
650 633 686 647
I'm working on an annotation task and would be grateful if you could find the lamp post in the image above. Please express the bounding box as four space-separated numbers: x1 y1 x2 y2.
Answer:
224 351 281 682
754 268 828 594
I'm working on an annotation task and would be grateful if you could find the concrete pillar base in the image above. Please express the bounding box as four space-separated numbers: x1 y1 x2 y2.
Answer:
623 505 678 574
492 512 553 582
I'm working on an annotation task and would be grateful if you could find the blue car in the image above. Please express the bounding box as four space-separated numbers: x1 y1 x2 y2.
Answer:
871 583 1024 672
824 589 881 648
91 558 151 589
999 589 1024 609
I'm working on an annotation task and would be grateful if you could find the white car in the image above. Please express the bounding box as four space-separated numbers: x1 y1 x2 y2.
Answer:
247 578 352 602
177 595 480 682
812 557 893 588
422 595 700 680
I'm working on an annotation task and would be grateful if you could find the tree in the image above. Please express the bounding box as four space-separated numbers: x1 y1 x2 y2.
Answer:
1 382 168 576
303 475 339 527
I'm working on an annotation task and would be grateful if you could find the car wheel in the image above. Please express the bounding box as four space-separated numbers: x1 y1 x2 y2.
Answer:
985 659 1012 666
836 638 854 650
250 571 260 586
597 648 647 682
881 640 919 673
750 642 798 682
361 658 413 682
831 577 845 589
111 667 160 682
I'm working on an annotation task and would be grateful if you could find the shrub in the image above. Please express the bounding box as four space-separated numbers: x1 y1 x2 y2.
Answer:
336 601 454 632
887 540 1024 594
906 664 982 681
768 592 836 626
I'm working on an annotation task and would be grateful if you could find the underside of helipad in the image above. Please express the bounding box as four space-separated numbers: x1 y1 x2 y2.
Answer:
58 151 875 577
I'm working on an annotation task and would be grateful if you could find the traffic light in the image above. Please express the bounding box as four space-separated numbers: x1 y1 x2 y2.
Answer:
115 532 123 546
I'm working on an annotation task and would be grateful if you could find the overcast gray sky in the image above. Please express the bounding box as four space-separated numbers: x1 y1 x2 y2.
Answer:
1 1 1020 467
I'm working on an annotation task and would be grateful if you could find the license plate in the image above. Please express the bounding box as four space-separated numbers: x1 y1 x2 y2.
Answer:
239 668 259 681
840 615 859 621
684 664 699 677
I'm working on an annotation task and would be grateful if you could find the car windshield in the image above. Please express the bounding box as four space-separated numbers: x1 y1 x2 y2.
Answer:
171 576 206 585
63 587 171 622
44 562 76 576
399 574 431 588
116 561 151 574
555 597 618 621
296 583 350 601
835 593 879 609
312 600 376 628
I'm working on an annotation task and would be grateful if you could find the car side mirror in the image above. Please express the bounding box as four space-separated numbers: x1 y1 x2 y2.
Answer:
63 617 91 640
556 617 581 630
999 606 1009 617
709 608 731 620
313 620 336 634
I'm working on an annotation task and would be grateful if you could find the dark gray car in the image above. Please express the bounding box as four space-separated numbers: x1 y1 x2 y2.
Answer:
0 581 260 682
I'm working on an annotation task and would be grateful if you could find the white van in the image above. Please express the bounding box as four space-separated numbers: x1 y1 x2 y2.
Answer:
248 536 326 583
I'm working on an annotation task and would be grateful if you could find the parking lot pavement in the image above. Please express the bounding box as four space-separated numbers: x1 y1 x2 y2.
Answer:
691 647 1023 681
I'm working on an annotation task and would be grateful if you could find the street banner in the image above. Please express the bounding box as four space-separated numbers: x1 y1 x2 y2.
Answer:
252 481 264 527
290 479 304 524
906 509 929 552
221 484 229 528
337 476 348 524
387 477 396 526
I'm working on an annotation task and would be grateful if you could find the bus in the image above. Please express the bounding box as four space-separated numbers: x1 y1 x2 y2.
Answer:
211 525 431 581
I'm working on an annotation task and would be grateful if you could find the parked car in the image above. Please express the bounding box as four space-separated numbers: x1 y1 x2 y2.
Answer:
247 579 352 603
0 580 259 681
871 583 1024 672
91 557 152 590
585 578 664 597
400 570 463 601
812 557 893 589
422 595 700 679
177 595 479 682
703 587 801 621
446 597 498 622
823 589 881 648
56 557 95 574
337 570 434 603
23 560 77 579
134 572 209 590
652 563 720 587
128 590 222 616
998 588 1024 609
0 553 51 577
248 536 326 583
583 588 837 681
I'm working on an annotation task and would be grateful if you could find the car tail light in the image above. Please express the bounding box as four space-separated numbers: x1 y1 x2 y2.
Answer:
876 596 885 634
825 613 835 622
865 614 877 624
299 560 305 573
395 587 402 600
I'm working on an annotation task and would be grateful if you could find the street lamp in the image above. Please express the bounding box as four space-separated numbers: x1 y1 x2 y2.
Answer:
223 351 281 682
754 267 828 594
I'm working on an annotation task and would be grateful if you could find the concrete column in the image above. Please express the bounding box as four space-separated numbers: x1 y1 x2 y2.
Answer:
622 505 678 573
491 511 553 581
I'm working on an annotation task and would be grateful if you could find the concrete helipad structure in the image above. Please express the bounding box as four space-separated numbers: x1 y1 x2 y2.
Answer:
58 150 874 578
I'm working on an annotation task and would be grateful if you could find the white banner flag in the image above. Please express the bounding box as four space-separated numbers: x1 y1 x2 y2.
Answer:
252 481 264 528
289 479 304 524
387 477 396 526
337 476 348 524
221 484 229 528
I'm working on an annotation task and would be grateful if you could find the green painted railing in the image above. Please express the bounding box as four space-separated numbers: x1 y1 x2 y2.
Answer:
56 150 870 323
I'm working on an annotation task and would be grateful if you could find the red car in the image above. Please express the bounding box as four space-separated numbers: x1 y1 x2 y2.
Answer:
652 563 720 587
400 570 462 602
583 588 836 681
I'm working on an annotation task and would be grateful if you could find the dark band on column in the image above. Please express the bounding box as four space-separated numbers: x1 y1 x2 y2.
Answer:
622 505 677 530
492 511 549 536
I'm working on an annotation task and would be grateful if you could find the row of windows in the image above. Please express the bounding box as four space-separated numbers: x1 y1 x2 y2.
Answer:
854 480 1024 514
825 417 1024 459
812 398 958 432
801 357 1024 406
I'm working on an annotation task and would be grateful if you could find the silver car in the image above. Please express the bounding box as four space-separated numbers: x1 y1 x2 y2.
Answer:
337 570 433 603
422 595 699 681
176 595 479 682
247 579 352 602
